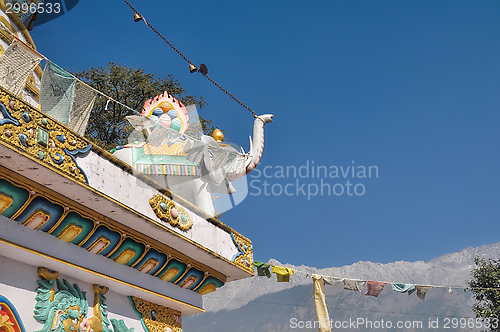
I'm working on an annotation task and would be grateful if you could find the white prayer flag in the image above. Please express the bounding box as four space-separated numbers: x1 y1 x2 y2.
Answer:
0 39 42 96
147 124 169 147
126 115 157 130
69 80 96 136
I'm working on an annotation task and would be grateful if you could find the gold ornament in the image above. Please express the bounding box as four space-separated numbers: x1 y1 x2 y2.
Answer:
0 88 91 184
231 231 254 274
130 296 182 332
149 194 193 231
211 128 224 143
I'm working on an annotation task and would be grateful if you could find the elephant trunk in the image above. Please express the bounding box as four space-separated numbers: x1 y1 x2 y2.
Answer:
246 114 273 174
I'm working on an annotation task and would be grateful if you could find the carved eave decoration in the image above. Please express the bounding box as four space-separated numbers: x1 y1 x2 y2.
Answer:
149 194 193 231
0 90 91 183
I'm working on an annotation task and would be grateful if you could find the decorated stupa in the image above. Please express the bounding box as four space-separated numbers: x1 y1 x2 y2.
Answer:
0 1 271 331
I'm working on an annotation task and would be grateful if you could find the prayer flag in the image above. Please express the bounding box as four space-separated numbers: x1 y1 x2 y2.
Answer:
312 274 332 332
272 265 294 282
39 60 75 123
0 39 43 96
344 279 367 292
69 80 96 136
365 281 387 297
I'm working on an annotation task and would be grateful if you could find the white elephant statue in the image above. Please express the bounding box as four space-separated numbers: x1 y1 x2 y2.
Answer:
112 91 273 216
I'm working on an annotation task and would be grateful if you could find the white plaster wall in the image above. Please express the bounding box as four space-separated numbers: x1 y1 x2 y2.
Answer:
77 150 238 262
0 255 146 332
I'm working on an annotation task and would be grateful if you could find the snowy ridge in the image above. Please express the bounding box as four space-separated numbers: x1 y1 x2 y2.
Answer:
202 241 500 312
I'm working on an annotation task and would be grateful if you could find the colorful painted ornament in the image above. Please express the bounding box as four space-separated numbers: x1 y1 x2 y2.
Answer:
170 118 182 132
21 112 30 123
18 134 28 147
149 115 160 130
160 202 168 212
170 207 178 218
159 114 171 128
152 107 164 117
167 109 177 119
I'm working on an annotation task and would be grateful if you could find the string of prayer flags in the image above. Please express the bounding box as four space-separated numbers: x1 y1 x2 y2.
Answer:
312 275 332 332
365 281 387 297
271 265 294 282
69 80 96 136
254 261 272 278
391 283 417 295
0 38 43 96
252 260 476 304
40 61 76 123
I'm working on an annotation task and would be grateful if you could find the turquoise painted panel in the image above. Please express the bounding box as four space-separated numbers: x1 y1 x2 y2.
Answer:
108 238 146 267
49 211 95 245
157 259 187 283
0 178 30 218
133 248 168 275
14 196 64 231
176 267 205 290
81 225 122 256
197 276 225 292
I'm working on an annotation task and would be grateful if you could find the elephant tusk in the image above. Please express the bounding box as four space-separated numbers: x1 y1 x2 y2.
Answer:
248 136 253 156
245 136 254 168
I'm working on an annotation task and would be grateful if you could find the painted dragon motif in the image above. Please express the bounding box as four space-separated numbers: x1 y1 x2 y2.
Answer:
33 267 134 332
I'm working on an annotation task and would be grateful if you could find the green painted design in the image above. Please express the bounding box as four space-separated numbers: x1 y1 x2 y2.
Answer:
0 173 226 293
110 319 135 332
132 145 200 166
180 214 187 222
34 274 133 332
159 202 168 211
41 118 48 126
0 178 30 218
128 297 150 332
197 276 225 291
38 150 44 160
36 128 48 148
50 211 95 245
34 278 88 332
109 238 145 266
157 259 187 283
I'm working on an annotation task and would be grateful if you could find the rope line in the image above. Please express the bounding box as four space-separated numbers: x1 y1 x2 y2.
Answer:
264 265 500 291
121 0 258 118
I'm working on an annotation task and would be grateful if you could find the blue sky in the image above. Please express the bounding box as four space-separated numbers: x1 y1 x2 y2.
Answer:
31 1 500 269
